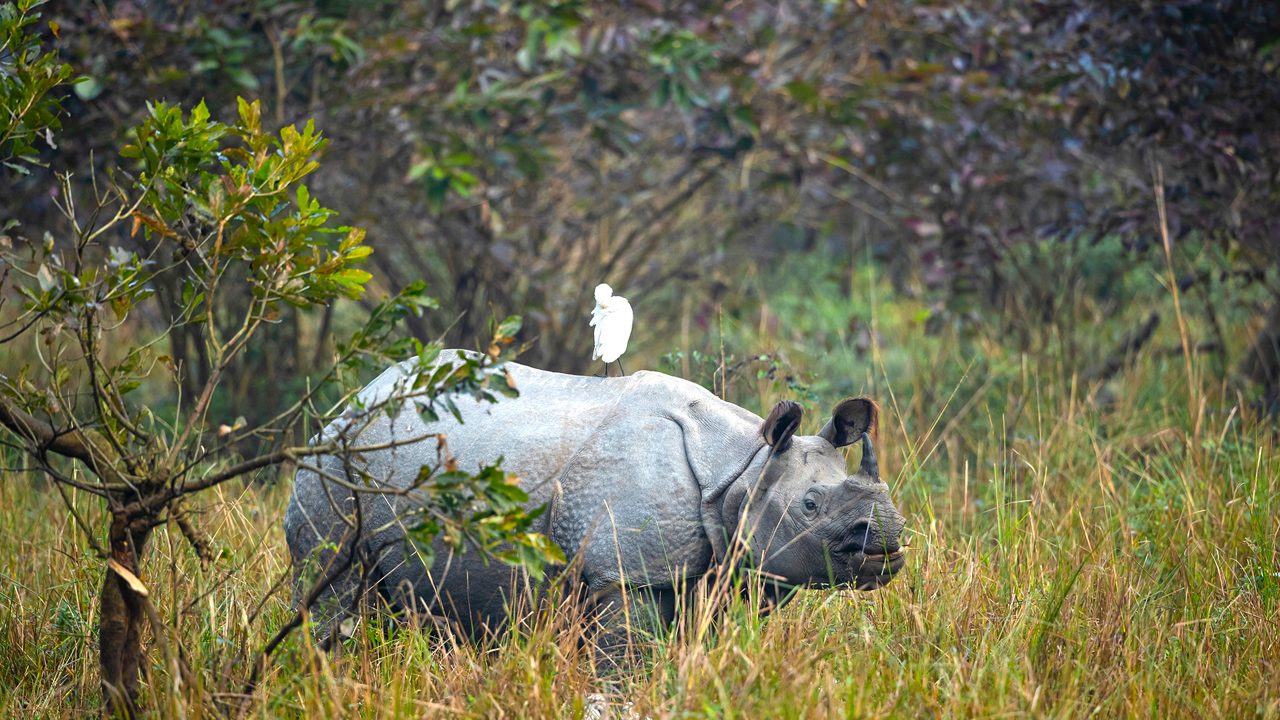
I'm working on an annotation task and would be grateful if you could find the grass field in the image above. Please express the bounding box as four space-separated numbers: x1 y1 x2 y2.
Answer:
1 259 1278 718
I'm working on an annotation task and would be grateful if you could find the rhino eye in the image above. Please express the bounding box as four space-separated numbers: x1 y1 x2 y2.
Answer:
803 496 819 513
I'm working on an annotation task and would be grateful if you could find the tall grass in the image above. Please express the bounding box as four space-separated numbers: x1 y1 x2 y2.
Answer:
1 257 1278 718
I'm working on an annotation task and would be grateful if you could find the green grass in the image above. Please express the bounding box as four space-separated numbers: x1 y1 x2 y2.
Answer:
1 259 1278 718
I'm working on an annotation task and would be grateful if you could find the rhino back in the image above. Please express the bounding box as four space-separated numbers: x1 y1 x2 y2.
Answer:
316 355 762 502
286 353 767 629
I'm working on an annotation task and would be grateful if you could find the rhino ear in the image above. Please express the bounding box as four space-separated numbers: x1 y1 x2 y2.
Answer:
817 397 877 448
760 400 803 452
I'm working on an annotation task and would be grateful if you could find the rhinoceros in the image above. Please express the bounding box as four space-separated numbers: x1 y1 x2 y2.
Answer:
284 351 906 653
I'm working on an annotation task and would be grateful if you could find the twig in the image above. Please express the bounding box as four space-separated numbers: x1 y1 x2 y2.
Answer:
236 523 362 715
172 499 216 566
1153 162 1198 427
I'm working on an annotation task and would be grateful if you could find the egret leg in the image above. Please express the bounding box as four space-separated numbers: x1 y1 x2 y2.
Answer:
617 359 626 376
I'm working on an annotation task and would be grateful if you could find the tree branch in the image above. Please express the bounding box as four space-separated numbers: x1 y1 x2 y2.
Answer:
0 395 133 487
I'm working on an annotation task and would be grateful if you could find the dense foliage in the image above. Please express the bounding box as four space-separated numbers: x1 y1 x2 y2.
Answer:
5 1 1278 410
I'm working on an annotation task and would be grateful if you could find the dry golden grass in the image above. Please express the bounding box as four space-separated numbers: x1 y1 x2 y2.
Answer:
2 275 1278 719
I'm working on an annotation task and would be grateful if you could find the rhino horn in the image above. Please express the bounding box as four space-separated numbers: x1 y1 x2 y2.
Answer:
858 432 879 479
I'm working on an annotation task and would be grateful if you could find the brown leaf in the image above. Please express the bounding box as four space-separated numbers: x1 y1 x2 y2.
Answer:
107 559 150 597
131 212 178 240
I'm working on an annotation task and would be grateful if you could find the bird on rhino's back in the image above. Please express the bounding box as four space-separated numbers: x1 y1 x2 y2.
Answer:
590 283 632 375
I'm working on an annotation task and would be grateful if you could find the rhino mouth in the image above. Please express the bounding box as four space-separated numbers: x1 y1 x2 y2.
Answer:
755 547 905 595
790 547 905 591
851 549 905 590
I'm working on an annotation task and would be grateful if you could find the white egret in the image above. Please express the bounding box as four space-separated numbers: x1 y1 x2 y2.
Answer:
589 283 633 376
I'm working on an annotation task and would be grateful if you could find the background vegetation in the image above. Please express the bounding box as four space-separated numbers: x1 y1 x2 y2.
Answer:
1 0 1278 717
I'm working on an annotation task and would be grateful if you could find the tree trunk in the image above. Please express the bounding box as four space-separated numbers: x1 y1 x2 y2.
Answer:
99 515 151 718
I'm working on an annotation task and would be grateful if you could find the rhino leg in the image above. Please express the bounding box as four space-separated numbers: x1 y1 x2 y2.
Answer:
284 461 366 645
587 584 678 676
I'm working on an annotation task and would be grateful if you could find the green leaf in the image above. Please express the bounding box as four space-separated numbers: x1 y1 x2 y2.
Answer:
191 100 210 126
495 315 522 340
237 96 261 134
73 75 103 101
489 370 519 399
784 79 819 107
333 268 373 285
425 178 449 214
228 67 260 90
344 245 373 261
